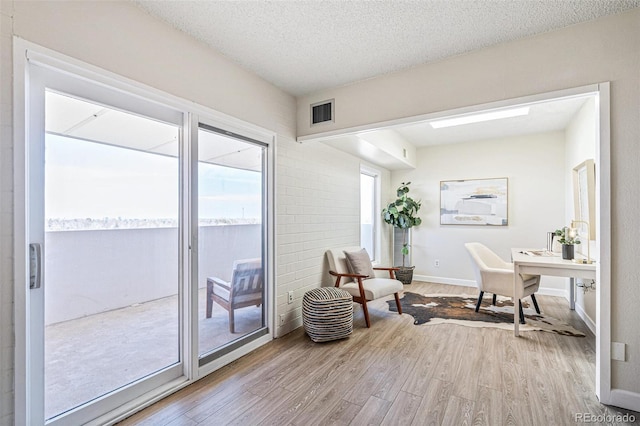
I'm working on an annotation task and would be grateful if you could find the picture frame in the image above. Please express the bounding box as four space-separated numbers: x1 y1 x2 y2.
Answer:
440 177 508 226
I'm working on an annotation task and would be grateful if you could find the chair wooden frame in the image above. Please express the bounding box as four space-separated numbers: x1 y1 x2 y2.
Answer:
328 266 403 328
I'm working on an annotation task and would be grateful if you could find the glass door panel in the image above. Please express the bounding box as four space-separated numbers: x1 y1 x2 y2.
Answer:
197 125 266 358
43 90 180 419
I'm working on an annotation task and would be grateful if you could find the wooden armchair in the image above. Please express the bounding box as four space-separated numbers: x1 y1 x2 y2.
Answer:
206 258 263 333
326 247 403 328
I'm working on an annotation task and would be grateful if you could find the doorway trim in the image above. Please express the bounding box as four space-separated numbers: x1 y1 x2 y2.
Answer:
297 83 612 405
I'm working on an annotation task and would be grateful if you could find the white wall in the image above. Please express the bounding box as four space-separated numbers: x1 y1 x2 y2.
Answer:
297 8 640 396
565 97 597 328
390 132 566 293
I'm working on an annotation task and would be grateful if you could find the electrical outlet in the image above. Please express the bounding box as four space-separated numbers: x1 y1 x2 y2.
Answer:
612 342 626 361
287 291 294 304
279 314 285 326
434 259 440 267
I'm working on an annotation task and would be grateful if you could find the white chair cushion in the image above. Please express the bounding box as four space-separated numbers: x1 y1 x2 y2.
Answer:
340 277 403 300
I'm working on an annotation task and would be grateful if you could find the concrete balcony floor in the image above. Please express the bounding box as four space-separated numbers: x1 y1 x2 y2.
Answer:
45 288 263 419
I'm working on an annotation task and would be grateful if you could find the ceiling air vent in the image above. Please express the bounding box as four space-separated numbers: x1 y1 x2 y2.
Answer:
310 99 334 125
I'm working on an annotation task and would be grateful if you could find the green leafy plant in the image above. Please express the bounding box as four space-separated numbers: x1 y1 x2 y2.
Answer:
382 182 422 267
554 228 581 245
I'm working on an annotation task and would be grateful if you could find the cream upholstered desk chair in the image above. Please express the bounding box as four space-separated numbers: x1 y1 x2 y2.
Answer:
464 242 541 324
325 247 403 328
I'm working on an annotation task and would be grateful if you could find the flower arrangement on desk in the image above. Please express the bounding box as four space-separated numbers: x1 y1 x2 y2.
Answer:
554 227 581 260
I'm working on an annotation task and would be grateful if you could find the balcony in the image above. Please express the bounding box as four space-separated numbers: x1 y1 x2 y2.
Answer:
44 223 263 419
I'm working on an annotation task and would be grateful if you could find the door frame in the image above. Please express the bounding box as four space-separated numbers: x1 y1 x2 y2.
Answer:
191 116 275 378
13 37 276 425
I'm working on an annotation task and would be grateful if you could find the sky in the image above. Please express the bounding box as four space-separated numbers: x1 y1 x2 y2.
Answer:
45 134 262 221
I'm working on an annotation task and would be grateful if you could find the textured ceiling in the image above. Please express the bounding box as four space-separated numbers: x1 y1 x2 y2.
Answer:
134 0 639 96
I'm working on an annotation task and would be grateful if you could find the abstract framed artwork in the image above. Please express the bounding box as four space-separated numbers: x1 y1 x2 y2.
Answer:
440 177 508 226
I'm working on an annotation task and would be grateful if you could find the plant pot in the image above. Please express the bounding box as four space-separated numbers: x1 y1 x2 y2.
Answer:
562 244 574 260
395 266 415 285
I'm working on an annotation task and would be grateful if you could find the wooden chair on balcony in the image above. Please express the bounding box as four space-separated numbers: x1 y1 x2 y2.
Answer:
326 247 403 328
206 258 263 333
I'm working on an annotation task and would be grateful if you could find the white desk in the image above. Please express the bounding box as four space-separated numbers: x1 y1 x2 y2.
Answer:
511 249 596 337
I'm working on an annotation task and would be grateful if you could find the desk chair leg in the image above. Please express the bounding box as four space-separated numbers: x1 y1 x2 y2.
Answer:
518 300 525 324
475 291 484 312
530 294 541 314
492 294 497 305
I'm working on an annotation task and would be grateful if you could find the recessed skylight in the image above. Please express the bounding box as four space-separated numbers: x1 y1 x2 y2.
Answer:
430 107 530 129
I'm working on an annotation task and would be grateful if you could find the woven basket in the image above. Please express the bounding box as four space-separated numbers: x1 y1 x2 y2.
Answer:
395 266 415 285
302 287 353 343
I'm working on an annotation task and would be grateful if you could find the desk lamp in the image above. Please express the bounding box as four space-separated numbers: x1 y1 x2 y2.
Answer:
570 220 594 264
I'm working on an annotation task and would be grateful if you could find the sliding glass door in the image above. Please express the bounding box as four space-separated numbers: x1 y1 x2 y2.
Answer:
43 91 182 419
26 64 186 424
21 55 273 424
196 124 268 363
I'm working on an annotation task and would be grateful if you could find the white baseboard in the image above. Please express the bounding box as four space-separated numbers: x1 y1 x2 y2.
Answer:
536 287 568 298
610 388 640 413
575 302 596 335
414 275 569 300
413 275 476 288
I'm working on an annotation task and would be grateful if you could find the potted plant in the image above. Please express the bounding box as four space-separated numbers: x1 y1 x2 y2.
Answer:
382 182 422 284
554 227 581 260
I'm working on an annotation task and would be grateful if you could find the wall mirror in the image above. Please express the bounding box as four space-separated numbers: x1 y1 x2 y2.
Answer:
572 159 596 239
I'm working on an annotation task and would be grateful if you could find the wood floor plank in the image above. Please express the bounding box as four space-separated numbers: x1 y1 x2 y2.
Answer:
196 390 262 424
380 390 422 425
118 282 640 426
431 324 467 383
183 388 246 423
341 346 390 406
311 399 361 426
371 353 418 402
289 386 351 425
164 416 199 426
472 385 502 426
224 386 294 426
477 328 504 391
349 396 392 426
401 325 447 396
411 378 452 426
523 347 570 425
441 395 475 426
450 326 483 401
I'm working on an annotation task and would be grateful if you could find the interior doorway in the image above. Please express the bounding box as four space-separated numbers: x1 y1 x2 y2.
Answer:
305 83 611 404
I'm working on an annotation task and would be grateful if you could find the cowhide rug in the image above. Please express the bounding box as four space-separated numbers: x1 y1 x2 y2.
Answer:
387 292 585 337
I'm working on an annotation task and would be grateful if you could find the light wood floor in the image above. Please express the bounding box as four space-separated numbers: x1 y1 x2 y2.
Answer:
118 282 639 425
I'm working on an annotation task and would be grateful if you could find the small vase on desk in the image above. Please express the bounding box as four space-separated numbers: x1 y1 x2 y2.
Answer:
562 244 574 260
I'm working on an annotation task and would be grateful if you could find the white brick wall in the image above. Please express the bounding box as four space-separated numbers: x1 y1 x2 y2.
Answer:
0 1 14 424
274 137 362 336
